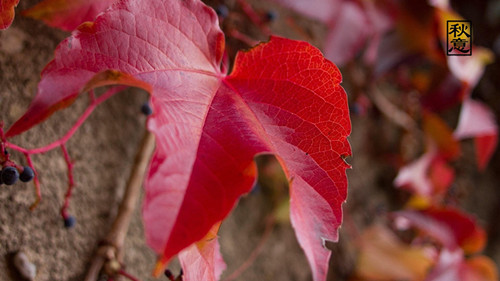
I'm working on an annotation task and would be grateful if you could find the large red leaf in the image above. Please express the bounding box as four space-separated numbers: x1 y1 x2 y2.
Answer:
1 0 19 29
22 0 116 31
7 0 351 280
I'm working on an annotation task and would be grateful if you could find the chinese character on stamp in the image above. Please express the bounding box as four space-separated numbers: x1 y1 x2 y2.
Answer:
447 20 472 56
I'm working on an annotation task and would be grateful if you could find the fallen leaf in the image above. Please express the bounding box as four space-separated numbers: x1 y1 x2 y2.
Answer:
7 0 351 280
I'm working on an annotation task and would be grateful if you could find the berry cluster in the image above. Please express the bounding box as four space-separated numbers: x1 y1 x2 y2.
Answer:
0 165 34 186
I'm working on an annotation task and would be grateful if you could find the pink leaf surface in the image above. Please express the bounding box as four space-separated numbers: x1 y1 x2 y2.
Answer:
178 223 226 281
272 0 340 23
454 98 498 170
22 0 117 31
323 2 369 66
272 0 393 66
393 149 436 197
7 0 351 279
0 0 19 29
446 47 493 89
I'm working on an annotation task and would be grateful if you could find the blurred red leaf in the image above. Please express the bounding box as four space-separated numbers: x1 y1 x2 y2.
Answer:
22 0 116 31
273 0 393 66
427 249 498 281
272 0 340 23
394 207 486 254
446 47 494 90
7 0 351 279
0 0 19 29
394 149 435 197
423 112 461 160
428 156 454 195
454 99 498 171
463 255 499 281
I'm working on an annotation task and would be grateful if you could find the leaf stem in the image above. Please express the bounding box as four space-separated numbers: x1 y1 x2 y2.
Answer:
4 86 125 208
5 86 124 155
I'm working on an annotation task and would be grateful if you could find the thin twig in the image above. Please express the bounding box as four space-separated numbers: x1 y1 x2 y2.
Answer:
6 87 124 155
236 0 272 36
368 87 420 134
60 144 74 218
229 29 259 47
85 129 155 281
222 215 275 281
24 153 41 210
117 269 143 281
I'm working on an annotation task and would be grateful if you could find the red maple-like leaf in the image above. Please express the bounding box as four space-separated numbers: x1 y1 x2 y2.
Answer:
6 0 351 279
22 0 117 31
0 0 20 29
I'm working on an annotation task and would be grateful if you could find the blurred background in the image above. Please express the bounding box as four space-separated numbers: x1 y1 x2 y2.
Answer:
0 0 499 280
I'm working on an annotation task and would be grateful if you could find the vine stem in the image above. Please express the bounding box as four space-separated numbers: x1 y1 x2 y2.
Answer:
222 215 275 281
85 129 155 281
60 144 74 218
4 86 125 208
236 0 272 36
5 86 124 155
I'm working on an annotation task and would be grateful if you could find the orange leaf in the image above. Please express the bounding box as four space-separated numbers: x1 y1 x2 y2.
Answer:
423 112 460 160
355 225 434 281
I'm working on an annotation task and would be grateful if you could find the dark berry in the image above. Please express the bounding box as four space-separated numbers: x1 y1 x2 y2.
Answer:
19 166 34 182
64 215 76 228
164 269 173 278
1 166 19 185
141 102 153 116
0 174 3 185
215 4 229 18
265 10 278 22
